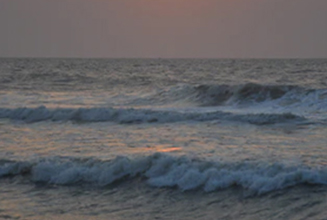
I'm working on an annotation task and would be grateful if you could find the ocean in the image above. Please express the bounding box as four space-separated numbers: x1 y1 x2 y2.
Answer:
1 58 327 220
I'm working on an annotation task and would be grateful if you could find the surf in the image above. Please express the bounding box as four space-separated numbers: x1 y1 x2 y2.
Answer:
0 105 305 125
1 153 327 195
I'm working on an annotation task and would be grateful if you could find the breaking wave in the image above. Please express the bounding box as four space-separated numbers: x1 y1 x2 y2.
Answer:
144 83 327 107
0 106 305 125
1 154 327 195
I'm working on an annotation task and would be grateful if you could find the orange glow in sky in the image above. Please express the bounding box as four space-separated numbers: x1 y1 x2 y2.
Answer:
130 0 216 19
1 0 327 58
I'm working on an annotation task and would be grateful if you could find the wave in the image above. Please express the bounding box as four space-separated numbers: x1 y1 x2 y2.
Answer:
0 106 305 125
1 154 327 195
189 83 296 106
144 83 327 107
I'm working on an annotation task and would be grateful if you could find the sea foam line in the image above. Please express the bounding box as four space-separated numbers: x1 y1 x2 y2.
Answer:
0 154 326 194
0 106 305 125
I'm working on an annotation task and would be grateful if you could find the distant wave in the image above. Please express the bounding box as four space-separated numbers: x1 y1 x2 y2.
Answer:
1 154 327 195
140 83 327 107
187 83 296 106
0 106 305 125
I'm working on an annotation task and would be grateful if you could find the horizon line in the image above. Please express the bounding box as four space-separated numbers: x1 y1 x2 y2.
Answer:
1 56 326 60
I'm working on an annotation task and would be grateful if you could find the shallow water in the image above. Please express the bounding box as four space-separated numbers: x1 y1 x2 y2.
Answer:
1 179 327 220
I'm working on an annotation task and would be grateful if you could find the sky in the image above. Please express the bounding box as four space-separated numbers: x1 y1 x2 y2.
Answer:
0 0 327 58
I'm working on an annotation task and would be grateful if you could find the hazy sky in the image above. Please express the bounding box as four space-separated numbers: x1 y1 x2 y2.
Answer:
1 0 327 58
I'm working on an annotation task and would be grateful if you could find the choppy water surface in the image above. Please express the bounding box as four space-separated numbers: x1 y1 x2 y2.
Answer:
1 58 327 219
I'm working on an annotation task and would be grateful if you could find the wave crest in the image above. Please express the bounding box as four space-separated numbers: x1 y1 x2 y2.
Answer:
0 106 305 125
1 154 327 195
146 83 318 107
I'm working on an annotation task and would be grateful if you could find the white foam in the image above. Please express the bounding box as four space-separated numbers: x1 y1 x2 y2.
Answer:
177 169 207 191
1 154 327 194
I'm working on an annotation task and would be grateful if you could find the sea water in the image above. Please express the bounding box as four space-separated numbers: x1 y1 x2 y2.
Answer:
1 58 327 219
